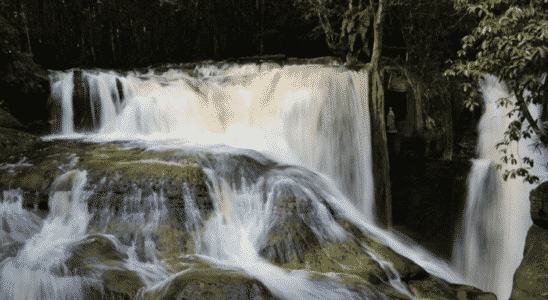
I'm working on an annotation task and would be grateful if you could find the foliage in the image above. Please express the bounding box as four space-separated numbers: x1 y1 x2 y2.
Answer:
446 0 548 184
0 0 324 70
293 0 377 65
0 12 46 118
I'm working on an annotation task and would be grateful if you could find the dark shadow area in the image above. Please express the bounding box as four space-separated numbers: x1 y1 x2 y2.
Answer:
391 157 472 260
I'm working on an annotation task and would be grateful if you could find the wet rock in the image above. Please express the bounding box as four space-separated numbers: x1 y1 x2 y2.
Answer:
260 197 322 265
135 264 276 300
334 219 429 285
64 234 145 299
252 169 492 300
0 241 24 263
259 193 390 288
0 127 40 160
529 181 548 229
299 270 413 299
509 224 548 300
409 275 497 300
72 69 95 132
0 141 206 215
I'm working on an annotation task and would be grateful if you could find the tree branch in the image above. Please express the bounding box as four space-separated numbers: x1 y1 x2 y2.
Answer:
515 92 548 148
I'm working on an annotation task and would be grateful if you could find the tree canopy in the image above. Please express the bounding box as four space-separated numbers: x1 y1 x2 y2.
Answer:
446 0 548 183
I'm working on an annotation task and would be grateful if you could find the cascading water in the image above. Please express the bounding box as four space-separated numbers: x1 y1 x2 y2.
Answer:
453 75 548 299
47 65 374 221
2 62 477 300
48 69 139 135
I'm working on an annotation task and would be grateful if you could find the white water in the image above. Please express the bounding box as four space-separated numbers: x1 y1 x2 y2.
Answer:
9 63 478 299
47 65 374 222
453 75 548 299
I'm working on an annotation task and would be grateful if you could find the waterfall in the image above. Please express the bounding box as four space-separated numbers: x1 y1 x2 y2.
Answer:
8 63 479 300
453 75 548 299
47 64 374 221
48 69 139 135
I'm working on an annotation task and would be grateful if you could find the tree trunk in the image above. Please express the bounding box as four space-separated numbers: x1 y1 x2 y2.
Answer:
260 0 265 55
415 89 423 133
90 25 96 65
22 11 32 55
516 92 548 148
403 68 423 134
256 0 260 54
443 98 453 160
214 35 218 59
405 91 415 135
369 0 391 229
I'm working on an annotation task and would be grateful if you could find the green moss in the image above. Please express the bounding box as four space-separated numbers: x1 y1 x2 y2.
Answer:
103 270 145 297
138 268 276 300
0 141 206 202
407 277 456 300
76 144 204 188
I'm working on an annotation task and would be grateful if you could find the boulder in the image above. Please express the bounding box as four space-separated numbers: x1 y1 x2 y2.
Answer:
72 69 95 132
509 224 548 300
64 234 147 299
0 127 40 160
408 275 496 300
529 181 548 229
0 108 23 129
135 256 276 300
257 188 494 300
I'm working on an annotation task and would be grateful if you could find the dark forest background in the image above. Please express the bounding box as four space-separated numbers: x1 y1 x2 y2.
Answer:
1 0 335 70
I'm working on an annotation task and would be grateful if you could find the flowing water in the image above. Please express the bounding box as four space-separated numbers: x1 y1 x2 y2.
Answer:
2 63 471 299
453 75 548 299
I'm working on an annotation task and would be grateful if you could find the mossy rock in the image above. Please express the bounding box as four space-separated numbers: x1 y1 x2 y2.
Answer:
0 127 40 160
64 234 146 299
259 195 391 287
0 141 207 214
408 275 457 300
335 219 428 283
0 109 23 129
509 224 548 300
135 267 277 300
530 182 548 228
408 276 497 300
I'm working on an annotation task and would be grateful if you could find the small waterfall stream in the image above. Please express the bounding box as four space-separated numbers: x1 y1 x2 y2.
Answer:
453 75 548 299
